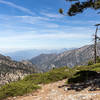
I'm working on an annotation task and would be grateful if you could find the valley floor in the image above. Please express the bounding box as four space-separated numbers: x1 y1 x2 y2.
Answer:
7 79 100 100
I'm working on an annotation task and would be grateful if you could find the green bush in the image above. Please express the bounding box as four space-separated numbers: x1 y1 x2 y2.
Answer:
0 81 40 100
23 66 70 84
67 70 98 84
0 66 70 100
74 63 100 72
87 57 100 65
88 60 94 65
96 56 100 63
67 63 100 84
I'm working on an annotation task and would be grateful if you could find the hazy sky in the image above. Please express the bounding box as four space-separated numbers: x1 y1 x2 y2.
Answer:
0 0 100 52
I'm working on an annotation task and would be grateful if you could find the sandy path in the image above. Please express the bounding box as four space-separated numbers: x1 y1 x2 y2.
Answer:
7 80 100 100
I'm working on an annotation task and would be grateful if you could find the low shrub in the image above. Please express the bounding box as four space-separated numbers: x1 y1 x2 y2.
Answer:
0 81 40 100
67 70 98 84
23 66 70 84
0 66 70 100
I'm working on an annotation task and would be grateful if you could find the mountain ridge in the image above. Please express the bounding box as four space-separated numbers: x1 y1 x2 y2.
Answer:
30 43 100 72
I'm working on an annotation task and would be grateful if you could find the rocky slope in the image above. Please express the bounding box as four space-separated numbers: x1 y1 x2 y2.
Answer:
0 54 37 86
30 43 100 72
30 54 57 71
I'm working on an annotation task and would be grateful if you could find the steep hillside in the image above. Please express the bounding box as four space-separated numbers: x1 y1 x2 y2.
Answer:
0 67 69 100
1 64 100 100
0 54 37 86
30 54 57 71
30 43 100 72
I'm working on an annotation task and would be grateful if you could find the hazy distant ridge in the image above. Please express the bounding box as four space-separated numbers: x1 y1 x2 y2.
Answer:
5 49 68 61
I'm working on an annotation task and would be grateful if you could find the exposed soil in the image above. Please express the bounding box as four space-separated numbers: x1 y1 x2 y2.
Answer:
7 79 100 100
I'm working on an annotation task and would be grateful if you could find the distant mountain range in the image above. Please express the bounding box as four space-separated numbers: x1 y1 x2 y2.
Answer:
4 48 68 61
30 43 100 72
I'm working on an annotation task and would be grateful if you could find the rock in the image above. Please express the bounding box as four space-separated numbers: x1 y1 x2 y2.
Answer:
64 87 68 91
13 97 16 99
88 88 96 91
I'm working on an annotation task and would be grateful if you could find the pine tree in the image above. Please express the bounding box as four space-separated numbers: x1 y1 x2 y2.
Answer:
59 0 100 16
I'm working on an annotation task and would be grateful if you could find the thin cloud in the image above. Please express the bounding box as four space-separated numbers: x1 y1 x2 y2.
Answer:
0 15 60 28
0 31 92 50
15 16 50 24
0 33 91 41
41 12 63 18
0 0 34 15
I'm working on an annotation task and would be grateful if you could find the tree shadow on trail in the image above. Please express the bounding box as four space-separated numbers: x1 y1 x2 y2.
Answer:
59 71 100 91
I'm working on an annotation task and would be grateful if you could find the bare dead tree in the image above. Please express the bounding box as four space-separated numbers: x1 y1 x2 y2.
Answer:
94 24 100 63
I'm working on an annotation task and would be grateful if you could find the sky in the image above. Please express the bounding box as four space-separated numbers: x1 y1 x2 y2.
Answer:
0 0 100 53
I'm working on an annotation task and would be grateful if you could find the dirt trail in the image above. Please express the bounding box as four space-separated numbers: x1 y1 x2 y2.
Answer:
7 80 100 100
